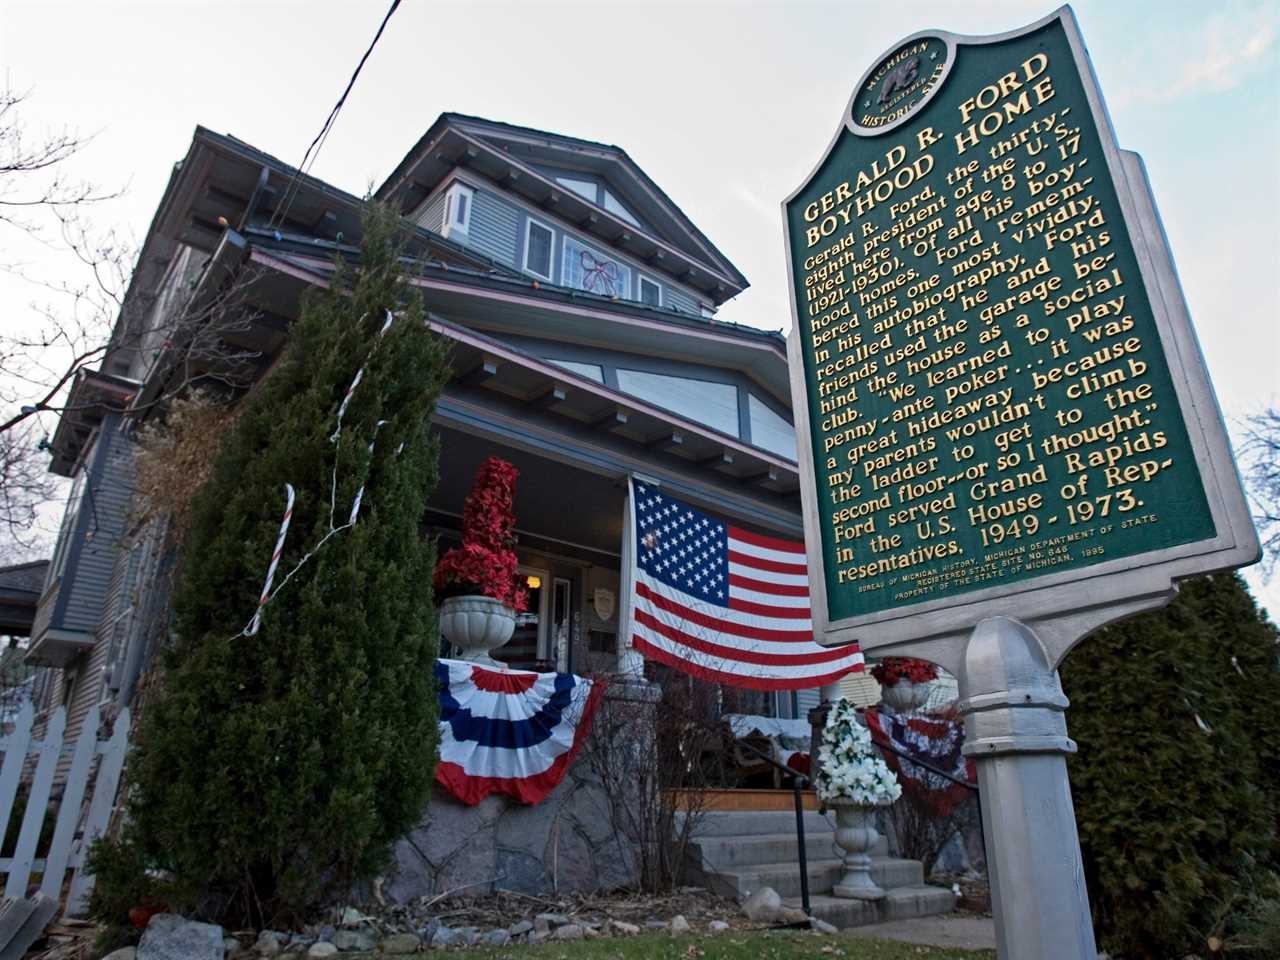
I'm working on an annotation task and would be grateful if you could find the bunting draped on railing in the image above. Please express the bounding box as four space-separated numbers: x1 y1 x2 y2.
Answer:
434 659 606 806
864 707 976 817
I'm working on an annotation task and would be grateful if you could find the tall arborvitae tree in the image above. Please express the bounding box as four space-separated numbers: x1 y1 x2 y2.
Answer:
112 206 449 925
1062 572 1280 959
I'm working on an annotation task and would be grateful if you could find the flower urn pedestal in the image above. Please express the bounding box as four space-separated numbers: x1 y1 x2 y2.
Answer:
880 679 930 713
829 799 887 900
439 595 516 667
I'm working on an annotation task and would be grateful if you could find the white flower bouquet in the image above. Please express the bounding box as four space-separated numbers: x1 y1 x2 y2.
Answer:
815 697 902 806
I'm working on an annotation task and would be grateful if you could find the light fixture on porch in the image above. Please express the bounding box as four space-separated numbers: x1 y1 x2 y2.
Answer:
526 575 542 589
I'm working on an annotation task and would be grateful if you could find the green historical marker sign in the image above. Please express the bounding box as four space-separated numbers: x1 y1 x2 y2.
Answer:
784 8 1257 649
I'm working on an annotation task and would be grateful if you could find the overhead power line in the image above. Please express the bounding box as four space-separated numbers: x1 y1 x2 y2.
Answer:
270 0 403 229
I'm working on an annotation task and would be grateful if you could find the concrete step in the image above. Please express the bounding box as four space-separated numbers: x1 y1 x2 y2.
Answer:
699 856 923 901
679 809 837 837
689 831 839 870
789 885 957 929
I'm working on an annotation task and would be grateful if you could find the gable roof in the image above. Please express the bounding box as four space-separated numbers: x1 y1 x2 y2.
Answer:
374 113 749 305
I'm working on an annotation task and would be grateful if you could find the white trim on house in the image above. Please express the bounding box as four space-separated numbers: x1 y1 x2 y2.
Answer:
442 182 474 238
637 273 663 308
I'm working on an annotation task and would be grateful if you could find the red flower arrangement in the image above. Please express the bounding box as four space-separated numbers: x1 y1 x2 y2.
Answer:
435 457 529 612
870 657 938 687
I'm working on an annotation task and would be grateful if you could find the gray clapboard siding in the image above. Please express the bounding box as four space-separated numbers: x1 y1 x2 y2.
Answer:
468 189 519 266
666 286 698 316
56 421 135 635
415 192 448 234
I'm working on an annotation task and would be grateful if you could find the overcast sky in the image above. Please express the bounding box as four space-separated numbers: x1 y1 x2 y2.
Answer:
3 0 1278 615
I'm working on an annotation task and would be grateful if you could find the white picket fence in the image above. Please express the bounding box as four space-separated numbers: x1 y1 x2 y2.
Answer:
0 701 129 917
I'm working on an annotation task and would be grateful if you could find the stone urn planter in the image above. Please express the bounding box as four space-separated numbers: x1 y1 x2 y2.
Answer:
880 679 930 713
829 798 888 900
439 595 516 666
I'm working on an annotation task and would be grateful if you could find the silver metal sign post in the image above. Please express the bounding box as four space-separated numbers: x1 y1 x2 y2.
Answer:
960 617 1096 959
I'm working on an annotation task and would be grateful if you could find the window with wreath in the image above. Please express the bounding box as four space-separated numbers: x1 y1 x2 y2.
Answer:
562 236 631 300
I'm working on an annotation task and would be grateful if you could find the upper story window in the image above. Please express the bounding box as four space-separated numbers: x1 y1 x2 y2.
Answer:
524 218 555 281
547 359 604 382
555 176 597 202
638 274 662 308
603 190 640 228
563 236 631 300
616 369 740 437
748 394 797 461
443 183 473 239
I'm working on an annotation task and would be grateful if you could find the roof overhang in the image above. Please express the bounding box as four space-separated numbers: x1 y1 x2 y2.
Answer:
247 247 792 405
25 627 94 668
49 370 141 476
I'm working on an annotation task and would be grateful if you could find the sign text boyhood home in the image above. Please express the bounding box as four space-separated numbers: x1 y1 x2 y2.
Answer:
783 10 1258 959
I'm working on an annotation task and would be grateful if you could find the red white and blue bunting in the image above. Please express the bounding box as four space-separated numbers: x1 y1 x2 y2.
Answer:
434 659 606 806
864 707 975 817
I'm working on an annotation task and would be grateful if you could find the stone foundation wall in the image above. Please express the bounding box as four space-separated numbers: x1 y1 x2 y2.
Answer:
384 681 659 902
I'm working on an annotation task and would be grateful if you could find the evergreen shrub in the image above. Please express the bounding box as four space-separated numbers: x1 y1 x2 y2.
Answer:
91 205 450 926
1062 572 1280 958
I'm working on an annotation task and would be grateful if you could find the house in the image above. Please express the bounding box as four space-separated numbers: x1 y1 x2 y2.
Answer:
24 114 881 893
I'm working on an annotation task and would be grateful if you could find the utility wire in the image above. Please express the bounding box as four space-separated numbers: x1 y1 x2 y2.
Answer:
269 0 403 230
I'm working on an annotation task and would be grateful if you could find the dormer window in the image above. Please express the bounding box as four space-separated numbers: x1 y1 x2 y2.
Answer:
603 189 640 228
443 182 473 238
638 274 662 308
563 236 630 299
524 218 555 281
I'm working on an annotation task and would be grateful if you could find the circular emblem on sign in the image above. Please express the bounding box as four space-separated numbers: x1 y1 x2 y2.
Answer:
849 34 953 136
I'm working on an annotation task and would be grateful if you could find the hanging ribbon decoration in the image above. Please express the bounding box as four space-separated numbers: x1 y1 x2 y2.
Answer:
241 309 398 637
579 250 621 297
247 483 296 636
348 420 389 525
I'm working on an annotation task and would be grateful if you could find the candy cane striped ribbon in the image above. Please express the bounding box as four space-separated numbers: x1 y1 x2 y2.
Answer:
247 483 295 636
348 421 390 526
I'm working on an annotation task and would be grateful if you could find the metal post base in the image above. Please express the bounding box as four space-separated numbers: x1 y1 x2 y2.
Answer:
959 617 1098 960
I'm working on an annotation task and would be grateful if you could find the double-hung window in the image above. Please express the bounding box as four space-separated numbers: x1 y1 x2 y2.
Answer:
524 218 555 281
638 275 662 308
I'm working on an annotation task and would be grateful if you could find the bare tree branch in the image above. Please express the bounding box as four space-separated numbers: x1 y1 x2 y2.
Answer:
1241 408 1280 576
0 83 265 543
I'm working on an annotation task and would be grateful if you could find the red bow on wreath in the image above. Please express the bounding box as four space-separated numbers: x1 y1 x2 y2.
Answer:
579 250 621 296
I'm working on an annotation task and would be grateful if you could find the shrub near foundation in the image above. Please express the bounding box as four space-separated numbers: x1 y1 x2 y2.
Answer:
89 206 450 928
1061 573 1280 959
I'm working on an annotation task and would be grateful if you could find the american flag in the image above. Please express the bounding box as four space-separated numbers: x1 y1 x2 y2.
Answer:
627 480 864 690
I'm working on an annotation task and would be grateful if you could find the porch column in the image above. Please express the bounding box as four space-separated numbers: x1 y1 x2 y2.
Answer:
616 477 645 680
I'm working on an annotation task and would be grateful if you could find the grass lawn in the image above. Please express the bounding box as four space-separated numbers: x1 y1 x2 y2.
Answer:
367 930 995 959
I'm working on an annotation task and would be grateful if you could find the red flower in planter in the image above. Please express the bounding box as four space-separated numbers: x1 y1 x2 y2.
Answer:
870 657 938 687
435 458 529 612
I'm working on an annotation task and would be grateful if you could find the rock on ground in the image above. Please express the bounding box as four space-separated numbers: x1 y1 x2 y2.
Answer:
381 931 422 953
669 915 691 935
609 920 640 935
305 944 337 958
508 920 533 936
741 887 783 923
810 917 839 935
137 914 224 960
331 928 377 951
708 920 730 933
101 949 137 960
553 924 584 941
